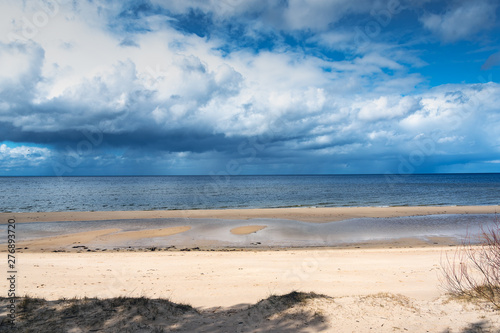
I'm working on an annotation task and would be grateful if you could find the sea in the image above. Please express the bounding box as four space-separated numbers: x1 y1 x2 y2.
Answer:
1 173 499 213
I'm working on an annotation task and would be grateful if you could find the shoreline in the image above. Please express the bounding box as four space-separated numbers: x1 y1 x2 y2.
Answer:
2 205 499 223
1 205 497 253
0 206 500 253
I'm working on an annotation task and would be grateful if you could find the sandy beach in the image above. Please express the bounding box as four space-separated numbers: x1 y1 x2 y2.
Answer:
1 247 499 332
1 206 499 331
4 205 499 223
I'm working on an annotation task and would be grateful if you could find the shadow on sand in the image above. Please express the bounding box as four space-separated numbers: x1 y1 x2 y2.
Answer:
0 292 329 333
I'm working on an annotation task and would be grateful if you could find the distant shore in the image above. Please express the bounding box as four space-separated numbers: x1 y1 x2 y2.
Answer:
2 205 499 223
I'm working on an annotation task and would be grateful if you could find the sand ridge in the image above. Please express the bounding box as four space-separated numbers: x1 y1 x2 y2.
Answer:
230 225 267 235
17 226 192 251
18 229 121 250
3 205 499 223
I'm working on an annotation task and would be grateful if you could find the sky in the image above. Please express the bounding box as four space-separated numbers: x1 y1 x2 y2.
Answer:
0 0 499 176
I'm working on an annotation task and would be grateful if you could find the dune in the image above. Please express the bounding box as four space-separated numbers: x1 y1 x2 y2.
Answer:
2 291 498 332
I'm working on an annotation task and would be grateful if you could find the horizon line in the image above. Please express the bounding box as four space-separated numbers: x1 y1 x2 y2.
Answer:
1 172 499 177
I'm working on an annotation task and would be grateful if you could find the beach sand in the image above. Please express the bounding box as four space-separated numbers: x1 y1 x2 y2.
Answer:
4 204 499 223
1 247 499 332
1 206 499 332
230 225 267 235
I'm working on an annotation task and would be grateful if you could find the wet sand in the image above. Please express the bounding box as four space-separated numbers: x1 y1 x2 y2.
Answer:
2 210 496 251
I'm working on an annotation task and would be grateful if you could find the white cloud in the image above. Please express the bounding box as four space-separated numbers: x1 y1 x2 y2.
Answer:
437 136 463 144
368 130 395 142
0 144 51 167
421 1 497 42
357 96 418 121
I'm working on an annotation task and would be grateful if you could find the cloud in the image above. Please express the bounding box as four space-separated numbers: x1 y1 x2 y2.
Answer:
0 0 499 175
0 143 51 168
0 42 44 103
421 1 497 42
280 0 373 31
357 96 419 121
398 83 500 155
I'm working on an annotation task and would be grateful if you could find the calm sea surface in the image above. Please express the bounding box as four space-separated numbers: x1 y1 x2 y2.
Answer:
1 174 499 213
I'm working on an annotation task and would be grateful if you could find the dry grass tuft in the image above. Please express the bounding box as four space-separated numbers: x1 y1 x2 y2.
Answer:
0 292 331 333
441 220 500 309
0 296 196 333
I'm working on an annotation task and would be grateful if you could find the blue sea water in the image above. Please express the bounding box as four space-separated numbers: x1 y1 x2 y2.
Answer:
0 174 499 213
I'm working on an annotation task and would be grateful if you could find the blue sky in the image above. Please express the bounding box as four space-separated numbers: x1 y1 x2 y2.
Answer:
0 0 499 176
